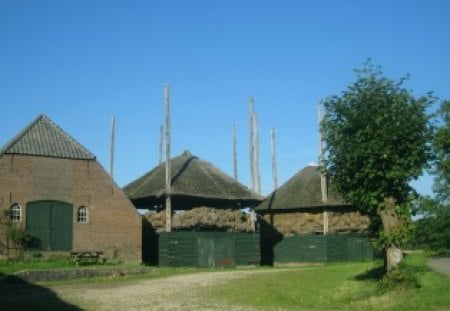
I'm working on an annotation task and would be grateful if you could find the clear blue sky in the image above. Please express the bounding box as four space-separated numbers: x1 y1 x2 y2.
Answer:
1 0 449 196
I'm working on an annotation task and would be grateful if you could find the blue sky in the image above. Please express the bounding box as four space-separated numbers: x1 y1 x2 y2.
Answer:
1 0 449 196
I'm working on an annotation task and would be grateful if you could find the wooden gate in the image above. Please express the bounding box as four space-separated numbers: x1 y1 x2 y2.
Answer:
26 201 73 251
197 236 234 267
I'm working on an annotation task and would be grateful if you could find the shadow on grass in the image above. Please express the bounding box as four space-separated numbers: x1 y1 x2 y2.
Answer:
354 266 385 282
0 272 82 311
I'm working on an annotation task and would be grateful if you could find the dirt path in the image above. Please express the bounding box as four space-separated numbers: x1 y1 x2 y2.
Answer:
54 269 276 311
428 257 450 277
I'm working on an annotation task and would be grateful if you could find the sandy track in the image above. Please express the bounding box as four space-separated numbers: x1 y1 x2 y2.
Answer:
54 269 273 311
428 257 450 277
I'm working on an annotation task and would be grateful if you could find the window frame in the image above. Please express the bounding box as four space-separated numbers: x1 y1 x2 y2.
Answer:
77 206 89 223
10 203 22 222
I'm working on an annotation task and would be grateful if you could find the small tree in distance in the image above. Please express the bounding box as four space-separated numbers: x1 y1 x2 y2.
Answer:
321 60 434 272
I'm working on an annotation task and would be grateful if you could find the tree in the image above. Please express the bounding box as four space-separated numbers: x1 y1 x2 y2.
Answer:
433 100 450 203
413 100 450 252
321 61 434 271
414 197 450 252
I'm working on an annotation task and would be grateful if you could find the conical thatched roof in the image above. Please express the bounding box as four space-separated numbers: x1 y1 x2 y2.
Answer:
123 151 262 209
257 165 347 211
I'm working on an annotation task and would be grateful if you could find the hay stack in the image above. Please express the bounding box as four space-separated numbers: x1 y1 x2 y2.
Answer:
144 206 254 233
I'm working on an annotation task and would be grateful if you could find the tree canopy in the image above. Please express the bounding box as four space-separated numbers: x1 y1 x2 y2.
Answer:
321 62 434 219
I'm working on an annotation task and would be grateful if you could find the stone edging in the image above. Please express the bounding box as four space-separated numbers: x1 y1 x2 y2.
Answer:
2 267 156 283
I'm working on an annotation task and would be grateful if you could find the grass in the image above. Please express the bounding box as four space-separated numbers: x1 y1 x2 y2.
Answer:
0 257 141 275
205 253 450 311
1 253 449 310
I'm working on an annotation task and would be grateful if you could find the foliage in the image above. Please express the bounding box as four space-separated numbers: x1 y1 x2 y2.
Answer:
432 100 450 203
0 211 31 258
5 223 30 249
377 260 425 293
413 197 450 252
321 60 434 246
412 101 450 252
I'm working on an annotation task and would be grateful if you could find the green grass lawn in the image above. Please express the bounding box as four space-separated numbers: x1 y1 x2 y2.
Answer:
206 253 450 311
1 253 449 310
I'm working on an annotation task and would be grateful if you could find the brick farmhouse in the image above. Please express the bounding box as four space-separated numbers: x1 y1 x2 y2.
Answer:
0 115 142 262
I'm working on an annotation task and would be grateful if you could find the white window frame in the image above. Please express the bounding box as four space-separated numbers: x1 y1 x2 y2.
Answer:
10 203 22 222
77 206 89 223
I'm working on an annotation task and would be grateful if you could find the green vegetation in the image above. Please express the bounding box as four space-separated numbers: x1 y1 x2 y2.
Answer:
206 253 450 311
0 258 76 274
321 60 435 270
412 100 450 253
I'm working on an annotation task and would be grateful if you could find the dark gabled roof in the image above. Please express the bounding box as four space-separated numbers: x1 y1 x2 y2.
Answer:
123 150 263 209
256 165 347 210
0 115 96 160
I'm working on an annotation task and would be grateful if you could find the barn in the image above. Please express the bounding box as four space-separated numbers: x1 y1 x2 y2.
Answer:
257 165 375 264
0 115 142 262
123 150 262 267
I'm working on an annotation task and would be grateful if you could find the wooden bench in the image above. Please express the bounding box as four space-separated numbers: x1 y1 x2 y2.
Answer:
70 251 105 265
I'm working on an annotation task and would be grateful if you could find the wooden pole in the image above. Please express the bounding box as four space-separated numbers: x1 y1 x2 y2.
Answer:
248 97 255 192
164 85 172 232
318 100 328 203
109 116 115 179
159 124 164 165
271 127 278 190
318 100 328 235
254 113 261 195
233 123 238 180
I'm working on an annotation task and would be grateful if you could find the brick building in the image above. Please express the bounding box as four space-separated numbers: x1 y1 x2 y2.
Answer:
0 115 142 262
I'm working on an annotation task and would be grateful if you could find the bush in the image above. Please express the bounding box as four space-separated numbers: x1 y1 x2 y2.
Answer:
378 261 427 293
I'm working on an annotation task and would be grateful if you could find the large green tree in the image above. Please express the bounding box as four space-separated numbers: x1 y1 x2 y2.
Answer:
321 62 434 271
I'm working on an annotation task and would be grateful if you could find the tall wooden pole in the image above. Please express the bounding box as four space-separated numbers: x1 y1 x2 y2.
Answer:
109 116 115 179
165 85 172 232
159 124 164 165
318 100 328 234
317 100 328 203
248 97 255 192
233 123 238 180
254 113 261 195
271 127 278 190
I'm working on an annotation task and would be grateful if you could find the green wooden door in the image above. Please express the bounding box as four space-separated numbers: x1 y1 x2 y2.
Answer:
26 201 73 251
197 235 235 267
197 237 215 267
214 237 234 267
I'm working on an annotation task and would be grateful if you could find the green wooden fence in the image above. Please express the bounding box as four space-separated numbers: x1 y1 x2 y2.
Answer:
261 232 376 264
157 231 260 267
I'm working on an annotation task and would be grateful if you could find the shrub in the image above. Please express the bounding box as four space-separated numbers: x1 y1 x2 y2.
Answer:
378 261 427 293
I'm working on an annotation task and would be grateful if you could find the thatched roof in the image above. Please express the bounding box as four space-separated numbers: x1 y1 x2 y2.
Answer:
123 151 262 209
257 165 348 211
0 115 95 160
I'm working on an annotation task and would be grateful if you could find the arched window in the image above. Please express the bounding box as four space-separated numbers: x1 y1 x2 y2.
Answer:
10 204 22 222
77 206 88 223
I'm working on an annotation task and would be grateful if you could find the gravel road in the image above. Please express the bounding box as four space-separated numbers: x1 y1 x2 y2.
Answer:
428 257 450 277
54 269 273 311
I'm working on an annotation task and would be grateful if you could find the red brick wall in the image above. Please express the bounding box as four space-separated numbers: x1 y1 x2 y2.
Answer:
0 155 142 262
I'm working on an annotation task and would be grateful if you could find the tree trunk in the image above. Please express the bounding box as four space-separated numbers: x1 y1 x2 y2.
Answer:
380 197 403 272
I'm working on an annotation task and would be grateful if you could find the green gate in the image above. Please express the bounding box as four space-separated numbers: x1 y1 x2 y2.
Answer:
197 236 234 267
26 201 73 251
